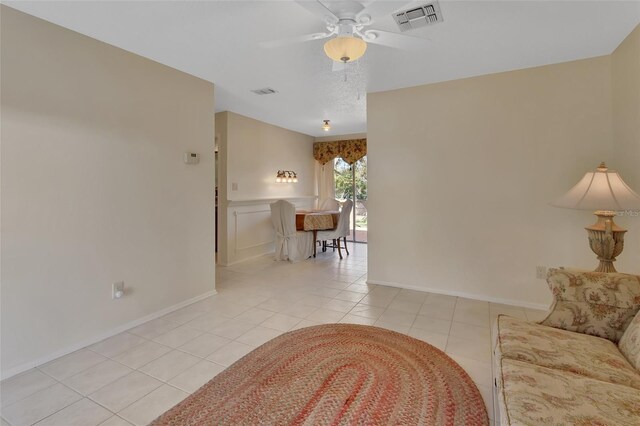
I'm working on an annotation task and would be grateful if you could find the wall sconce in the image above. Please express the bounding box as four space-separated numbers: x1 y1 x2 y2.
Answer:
276 170 298 183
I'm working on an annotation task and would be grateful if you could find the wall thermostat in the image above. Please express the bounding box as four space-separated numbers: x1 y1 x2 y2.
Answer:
184 152 199 164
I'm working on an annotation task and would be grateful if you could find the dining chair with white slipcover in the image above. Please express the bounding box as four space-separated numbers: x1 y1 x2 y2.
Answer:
317 199 353 259
270 200 314 262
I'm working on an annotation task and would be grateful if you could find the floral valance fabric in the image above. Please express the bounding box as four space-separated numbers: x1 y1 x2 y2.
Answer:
313 139 367 165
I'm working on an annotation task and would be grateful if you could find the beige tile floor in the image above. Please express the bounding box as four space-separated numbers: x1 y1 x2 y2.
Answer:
1 244 546 425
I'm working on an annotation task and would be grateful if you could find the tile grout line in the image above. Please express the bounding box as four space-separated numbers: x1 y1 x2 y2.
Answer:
14 320 227 423
445 297 459 350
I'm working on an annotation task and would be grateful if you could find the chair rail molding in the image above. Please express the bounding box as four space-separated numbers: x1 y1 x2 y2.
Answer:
227 195 317 207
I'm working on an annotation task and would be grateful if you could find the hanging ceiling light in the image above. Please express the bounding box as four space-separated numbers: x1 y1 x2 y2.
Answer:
323 35 367 63
322 120 331 132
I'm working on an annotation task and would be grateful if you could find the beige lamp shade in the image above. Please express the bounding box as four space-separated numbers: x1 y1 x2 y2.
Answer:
324 36 367 63
550 162 640 211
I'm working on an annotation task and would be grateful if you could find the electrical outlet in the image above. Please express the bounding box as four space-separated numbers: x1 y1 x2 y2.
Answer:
112 281 125 299
536 266 547 280
231 182 238 191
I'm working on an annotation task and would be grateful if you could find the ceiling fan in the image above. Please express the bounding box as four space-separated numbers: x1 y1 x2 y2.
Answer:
261 0 431 68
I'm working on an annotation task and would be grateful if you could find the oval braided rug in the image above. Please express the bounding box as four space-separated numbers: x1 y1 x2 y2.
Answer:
151 324 488 425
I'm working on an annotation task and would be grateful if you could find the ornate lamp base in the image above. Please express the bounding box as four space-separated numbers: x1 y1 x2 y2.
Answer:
586 211 626 273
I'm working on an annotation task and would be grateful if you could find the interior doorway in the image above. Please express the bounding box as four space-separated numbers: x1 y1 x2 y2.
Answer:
334 156 367 243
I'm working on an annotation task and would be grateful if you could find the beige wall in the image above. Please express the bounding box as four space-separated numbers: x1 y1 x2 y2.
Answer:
1 7 216 378
220 112 315 201
216 112 316 265
612 24 640 274
368 56 615 308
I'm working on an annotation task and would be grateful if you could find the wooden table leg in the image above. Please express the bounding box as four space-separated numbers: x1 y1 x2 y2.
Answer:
313 230 317 258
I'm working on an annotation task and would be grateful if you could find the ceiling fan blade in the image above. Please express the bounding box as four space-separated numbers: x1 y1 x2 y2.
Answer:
363 29 429 50
295 0 339 25
260 32 332 48
356 1 414 24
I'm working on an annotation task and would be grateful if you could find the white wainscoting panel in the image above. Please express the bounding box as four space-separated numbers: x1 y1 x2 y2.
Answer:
221 196 316 266
235 208 273 251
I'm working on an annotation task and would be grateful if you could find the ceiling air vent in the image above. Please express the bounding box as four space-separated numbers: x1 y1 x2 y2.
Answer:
251 88 278 95
393 2 443 32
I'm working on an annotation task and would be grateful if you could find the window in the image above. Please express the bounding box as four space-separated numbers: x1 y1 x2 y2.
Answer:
334 156 367 243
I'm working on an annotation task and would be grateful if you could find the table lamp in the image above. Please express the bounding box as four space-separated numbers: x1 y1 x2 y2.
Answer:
550 162 640 272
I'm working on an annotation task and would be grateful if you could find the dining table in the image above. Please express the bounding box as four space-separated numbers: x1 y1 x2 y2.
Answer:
296 210 340 257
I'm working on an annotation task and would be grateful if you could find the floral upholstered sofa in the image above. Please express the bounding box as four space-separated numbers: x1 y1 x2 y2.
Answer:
493 268 640 425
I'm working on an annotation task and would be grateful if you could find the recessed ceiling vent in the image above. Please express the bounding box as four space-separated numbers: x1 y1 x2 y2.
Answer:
393 2 443 32
251 87 278 95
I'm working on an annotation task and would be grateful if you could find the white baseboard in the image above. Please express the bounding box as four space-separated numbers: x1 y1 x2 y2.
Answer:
366 279 550 311
1 290 218 381
221 251 274 267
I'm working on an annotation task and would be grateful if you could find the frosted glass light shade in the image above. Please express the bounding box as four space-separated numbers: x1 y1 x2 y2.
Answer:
550 163 640 211
324 36 367 63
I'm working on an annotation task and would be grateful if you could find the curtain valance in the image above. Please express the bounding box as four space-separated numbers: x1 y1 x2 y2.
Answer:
313 139 367 165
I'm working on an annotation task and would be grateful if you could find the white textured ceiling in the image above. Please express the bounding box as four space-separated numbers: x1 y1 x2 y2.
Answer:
4 1 640 136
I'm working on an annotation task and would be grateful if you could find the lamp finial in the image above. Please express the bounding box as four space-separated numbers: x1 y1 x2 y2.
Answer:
597 162 608 172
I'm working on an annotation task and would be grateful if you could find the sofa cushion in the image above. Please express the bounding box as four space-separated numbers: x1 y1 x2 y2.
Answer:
495 315 640 389
540 268 640 342
620 309 640 370
497 358 640 426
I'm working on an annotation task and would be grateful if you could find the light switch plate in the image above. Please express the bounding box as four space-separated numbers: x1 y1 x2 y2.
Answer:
184 152 199 164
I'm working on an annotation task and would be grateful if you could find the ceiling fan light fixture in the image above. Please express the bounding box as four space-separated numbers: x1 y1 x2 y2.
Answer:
323 35 367 63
